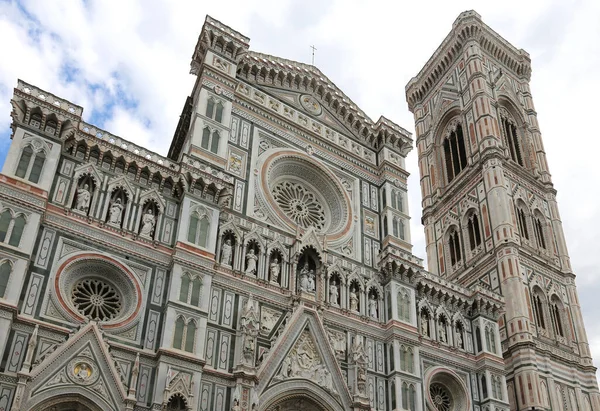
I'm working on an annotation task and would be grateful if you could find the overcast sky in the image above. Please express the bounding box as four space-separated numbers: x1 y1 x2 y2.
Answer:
1 0 599 374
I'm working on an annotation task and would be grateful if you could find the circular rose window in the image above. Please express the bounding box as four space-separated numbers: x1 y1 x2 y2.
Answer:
71 279 123 321
257 150 352 240
430 383 452 411
272 181 326 230
54 255 141 328
425 367 470 411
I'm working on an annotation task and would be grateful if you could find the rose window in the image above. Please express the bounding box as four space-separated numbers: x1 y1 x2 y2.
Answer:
430 383 452 411
71 279 122 321
272 182 326 230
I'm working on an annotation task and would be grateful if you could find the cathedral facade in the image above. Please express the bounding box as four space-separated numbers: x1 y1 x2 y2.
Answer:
0 10 596 411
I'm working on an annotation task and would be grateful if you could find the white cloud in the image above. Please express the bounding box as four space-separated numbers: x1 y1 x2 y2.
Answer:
1 0 599 378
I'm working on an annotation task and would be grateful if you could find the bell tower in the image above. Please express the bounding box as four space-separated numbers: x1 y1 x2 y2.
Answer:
406 10 600 411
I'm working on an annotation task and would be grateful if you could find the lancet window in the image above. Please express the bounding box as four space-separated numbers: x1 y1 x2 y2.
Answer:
500 110 524 166
173 316 197 353
442 122 468 184
16 144 46 184
201 127 220 154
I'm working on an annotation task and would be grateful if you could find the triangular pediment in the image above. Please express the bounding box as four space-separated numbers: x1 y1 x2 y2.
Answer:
257 308 352 409
257 84 360 139
23 322 128 411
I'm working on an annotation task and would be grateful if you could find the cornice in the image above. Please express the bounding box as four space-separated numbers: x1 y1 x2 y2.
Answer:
405 10 532 111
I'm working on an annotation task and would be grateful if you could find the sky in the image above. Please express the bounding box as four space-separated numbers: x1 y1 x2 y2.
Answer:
1 0 600 374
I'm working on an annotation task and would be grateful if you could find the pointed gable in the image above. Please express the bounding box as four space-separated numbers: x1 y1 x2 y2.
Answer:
23 322 128 411
256 307 353 409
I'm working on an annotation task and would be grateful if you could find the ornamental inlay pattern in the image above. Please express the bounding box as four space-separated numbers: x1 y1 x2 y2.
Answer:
272 182 326 231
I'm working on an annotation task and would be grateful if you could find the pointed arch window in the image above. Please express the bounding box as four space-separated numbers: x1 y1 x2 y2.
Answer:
391 190 404 212
16 145 46 184
516 205 530 240
173 316 196 353
467 212 482 251
0 210 26 248
443 122 468 184
447 227 462 266
392 217 405 240
179 274 190 303
0 211 11 242
533 289 546 330
500 113 524 166
206 97 225 123
0 261 11 298
179 273 203 307
173 317 185 350
551 297 565 338
9 215 26 247
187 211 210 248
534 215 547 249
397 289 411 322
200 127 221 154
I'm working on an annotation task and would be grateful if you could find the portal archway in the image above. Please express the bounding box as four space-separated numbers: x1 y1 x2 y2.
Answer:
260 380 344 411
31 394 105 411
266 396 326 411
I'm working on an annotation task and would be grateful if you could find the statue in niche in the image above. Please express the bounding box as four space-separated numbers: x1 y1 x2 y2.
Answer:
245 247 258 276
329 279 339 306
75 183 91 212
438 323 447 343
456 329 463 348
368 295 378 319
140 209 156 237
108 198 124 225
221 239 233 266
239 295 259 367
231 399 241 411
421 312 429 336
352 336 368 396
298 262 315 293
349 287 359 312
269 257 280 284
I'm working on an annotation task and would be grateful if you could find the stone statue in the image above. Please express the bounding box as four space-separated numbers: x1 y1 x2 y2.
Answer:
351 335 368 396
349 289 359 312
438 324 447 343
76 183 91 212
279 354 291 378
307 272 315 293
329 280 339 306
140 210 156 237
239 295 259 367
245 248 258 275
108 198 123 225
421 313 429 336
269 257 280 283
316 364 335 393
221 239 233 266
298 262 315 293
231 399 241 411
369 295 378 319
456 329 463 348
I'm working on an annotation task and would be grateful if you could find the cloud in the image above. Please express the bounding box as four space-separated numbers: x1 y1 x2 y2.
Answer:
1 0 599 379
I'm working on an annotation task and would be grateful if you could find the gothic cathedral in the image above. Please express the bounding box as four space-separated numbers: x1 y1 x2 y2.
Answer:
0 10 596 411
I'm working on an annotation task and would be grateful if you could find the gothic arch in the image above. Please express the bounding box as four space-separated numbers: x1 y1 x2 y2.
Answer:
259 381 344 411
29 394 107 411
